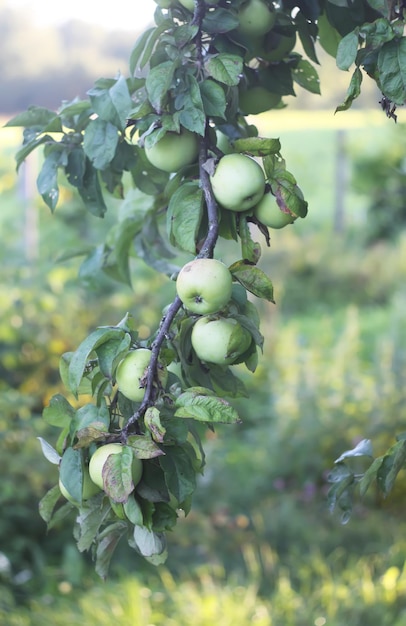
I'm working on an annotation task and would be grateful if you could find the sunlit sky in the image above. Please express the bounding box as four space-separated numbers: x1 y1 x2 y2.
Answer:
6 0 158 31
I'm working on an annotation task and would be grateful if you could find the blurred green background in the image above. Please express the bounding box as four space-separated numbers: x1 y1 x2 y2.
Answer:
2 2 406 624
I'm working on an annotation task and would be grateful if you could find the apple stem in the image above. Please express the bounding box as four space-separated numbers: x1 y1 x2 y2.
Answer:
121 0 220 441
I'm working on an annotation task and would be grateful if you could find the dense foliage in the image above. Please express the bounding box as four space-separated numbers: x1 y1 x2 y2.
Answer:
5 0 406 580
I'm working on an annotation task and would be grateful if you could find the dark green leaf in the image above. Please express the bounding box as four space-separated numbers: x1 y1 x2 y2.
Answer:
335 67 363 112
238 215 261 264
76 498 112 552
202 8 239 34
78 160 108 217
66 147 86 188
167 182 203 254
377 38 406 105
317 13 342 57
292 59 321 94
95 523 127 580
145 407 166 443
39 485 61 523
37 149 67 211
295 10 319 64
159 446 196 503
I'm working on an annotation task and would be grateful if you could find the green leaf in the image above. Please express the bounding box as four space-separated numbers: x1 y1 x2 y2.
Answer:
145 407 166 443
359 457 384 497
83 119 119 170
264 155 308 218
175 391 242 424
70 403 110 440
97 332 131 378
37 149 67 211
103 445 135 503
317 13 342 57
68 327 126 396
74 425 110 448
238 215 261 264
152 502 178 532
202 8 240 34
295 10 319 64
66 147 86 188
5 106 58 128
378 440 406 496
167 182 203 254
39 485 61 523
109 75 133 130
205 53 243 86
292 59 321 94
15 134 50 170
377 38 406 105
335 67 363 112
78 159 108 217
132 526 166 558
43 394 76 428
200 79 227 118
130 21 173 75
127 435 165 459
232 137 281 157
95 522 127 580
230 261 275 302
178 74 206 136
76 498 112 552
159 446 196 503
59 447 83 505
146 60 177 111
336 29 359 70
122 497 142 526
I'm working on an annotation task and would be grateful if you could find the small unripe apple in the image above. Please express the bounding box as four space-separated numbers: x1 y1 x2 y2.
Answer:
88 443 143 491
260 30 296 62
237 0 276 37
59 466 101 506
239 86 281 115
210 153 266 212
191 317 252 365
176 258 233 315
116 348 168 402
254 191 296 228
144 128 199 173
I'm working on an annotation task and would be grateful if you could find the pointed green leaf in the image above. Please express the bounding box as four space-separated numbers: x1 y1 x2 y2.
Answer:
233 137 281 157
95 522 127 580
59 447 83 505
159 446 196 503
39 485 61 523
83 119 119 170
229 261 275 302
205 53 243 86
167 182 203 254
37 437 61 465
132 526 166 558
146 60 177 111
336 29 359 70
127 434 165 459
175 391 242 424
76 498 112 552
43 394 76 428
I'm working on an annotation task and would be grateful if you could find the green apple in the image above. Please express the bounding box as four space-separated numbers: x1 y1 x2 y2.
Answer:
254 191 296 228
210 153 266 212
191 317 252 365
237 0 276 37
116 348 168 402
260 30 296 62
176 258 233 315
144 128 199 173
88 443 143 491
59 465 101 506
239 86 281 115
179 0 220 8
